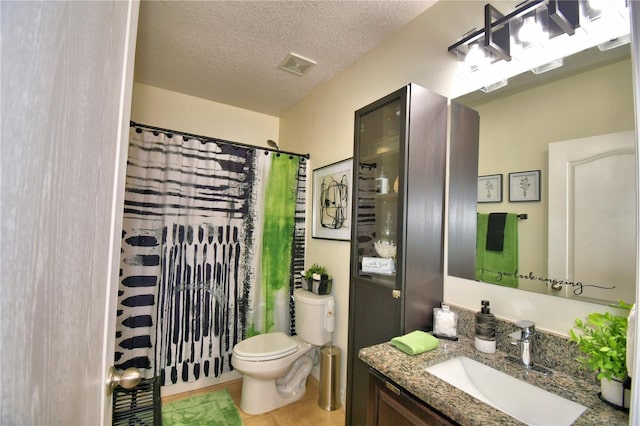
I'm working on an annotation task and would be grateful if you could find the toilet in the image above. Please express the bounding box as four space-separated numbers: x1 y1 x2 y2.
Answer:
231 288 334 415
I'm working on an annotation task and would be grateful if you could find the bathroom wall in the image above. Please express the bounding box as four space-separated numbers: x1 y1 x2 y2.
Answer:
278 0 633 406
130 82 280 397
131 83 279 147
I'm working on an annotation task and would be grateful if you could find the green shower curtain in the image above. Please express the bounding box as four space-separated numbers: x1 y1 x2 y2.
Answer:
249 155 301 336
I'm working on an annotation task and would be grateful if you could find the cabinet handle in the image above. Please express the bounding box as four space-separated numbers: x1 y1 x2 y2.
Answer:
392 289 401 299
385 381 401 395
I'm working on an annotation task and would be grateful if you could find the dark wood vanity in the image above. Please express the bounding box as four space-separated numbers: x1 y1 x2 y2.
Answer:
360 331 629 425
368 368 455 426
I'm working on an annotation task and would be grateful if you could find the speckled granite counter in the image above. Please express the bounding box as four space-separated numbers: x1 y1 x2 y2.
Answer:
359 337 629 425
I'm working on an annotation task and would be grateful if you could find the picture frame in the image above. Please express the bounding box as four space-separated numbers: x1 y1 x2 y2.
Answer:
477 174 502 203
312 158 353 240
509 170 541 202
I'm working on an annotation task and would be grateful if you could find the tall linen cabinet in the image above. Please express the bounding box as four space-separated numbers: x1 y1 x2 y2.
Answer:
346 84 447 425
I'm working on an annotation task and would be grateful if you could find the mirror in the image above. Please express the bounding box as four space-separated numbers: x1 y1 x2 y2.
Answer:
449 42 636 306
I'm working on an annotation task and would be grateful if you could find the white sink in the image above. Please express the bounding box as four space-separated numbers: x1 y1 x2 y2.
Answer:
425 357 587 426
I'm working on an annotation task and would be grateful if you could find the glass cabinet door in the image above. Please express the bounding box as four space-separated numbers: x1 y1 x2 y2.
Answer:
355 97 403 286
347 84 447 426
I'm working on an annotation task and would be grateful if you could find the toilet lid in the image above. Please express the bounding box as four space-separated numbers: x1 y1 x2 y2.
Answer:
233 332 298 361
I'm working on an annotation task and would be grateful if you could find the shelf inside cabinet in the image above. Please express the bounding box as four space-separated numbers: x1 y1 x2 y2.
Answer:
357 271 396 287
360 135 400 163
376 192 398 200
361 153 400 166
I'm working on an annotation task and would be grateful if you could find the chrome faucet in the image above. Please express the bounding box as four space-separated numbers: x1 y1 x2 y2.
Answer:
507 320 552 375
508 320 536 367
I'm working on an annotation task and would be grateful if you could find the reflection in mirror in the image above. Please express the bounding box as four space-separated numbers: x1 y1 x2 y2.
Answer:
450 43 636 306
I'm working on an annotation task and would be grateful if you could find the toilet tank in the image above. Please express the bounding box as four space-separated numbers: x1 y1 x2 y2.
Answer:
294 288 333 346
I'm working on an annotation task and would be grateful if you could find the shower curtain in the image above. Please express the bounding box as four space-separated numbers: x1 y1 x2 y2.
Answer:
115 125 307 385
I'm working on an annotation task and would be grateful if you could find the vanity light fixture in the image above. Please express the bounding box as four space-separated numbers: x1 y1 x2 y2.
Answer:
485 3 511 61
465 43 490 70
480 79 509 93
448 0 630 90
518 15 546 44
598 33 631 51
580 0 629 35
548 0 580 36
510 2 551 56
531 57 563 74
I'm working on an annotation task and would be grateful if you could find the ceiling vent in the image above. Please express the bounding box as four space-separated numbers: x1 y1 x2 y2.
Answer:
278 52 316 77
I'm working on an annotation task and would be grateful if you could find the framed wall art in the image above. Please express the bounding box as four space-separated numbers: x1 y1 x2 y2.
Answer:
312 158 353 240
477 174 502 203
509 170 541 202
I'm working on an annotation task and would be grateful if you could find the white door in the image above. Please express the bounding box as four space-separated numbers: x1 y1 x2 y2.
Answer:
1 2 138 424
548 131 636 303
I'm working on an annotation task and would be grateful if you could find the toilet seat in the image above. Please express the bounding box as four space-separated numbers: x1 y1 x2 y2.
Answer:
233 332 299 361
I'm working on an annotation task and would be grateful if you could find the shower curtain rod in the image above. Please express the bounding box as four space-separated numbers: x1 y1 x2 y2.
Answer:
130 121 310 159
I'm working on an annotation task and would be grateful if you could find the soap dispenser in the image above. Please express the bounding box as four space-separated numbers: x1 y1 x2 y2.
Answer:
475 300 496 353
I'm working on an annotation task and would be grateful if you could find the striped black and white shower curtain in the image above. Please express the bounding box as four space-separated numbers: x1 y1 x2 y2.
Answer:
115 125 306 385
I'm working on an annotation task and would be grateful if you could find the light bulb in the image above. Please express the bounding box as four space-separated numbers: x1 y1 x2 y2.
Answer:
464 44 488 69
587 0 605 12
518 16 545 44
582 0 628 40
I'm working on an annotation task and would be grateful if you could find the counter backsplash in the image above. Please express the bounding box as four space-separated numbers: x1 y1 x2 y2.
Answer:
449 304 598 384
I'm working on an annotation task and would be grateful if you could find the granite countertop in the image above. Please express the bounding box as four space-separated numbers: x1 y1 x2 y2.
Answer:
359 337 629 425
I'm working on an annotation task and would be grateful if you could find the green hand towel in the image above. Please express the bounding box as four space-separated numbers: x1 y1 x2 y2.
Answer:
476 213 519 288
390 330 439 355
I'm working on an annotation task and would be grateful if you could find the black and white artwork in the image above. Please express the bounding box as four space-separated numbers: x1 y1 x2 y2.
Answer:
312 158 353 240
509 170 541 202
478 174 503 203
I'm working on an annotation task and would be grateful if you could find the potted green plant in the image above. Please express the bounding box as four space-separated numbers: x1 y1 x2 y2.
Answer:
569 301 632 408
302 263 332 294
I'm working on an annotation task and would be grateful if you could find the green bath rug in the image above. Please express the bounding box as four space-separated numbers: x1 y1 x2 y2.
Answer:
162 388 243 426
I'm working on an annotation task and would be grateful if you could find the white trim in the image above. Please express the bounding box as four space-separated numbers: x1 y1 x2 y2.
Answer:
101 2 139 424
629 0 640 423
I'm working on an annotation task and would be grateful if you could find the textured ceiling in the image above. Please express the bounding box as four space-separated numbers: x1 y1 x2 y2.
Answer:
133 1 437 116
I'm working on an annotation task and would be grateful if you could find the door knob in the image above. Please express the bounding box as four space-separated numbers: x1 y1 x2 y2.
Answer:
392 289 401 299
107 366 141 394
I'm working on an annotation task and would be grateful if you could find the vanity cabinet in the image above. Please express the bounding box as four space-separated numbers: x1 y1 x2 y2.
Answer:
368 369 455 426
346 84 447 425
